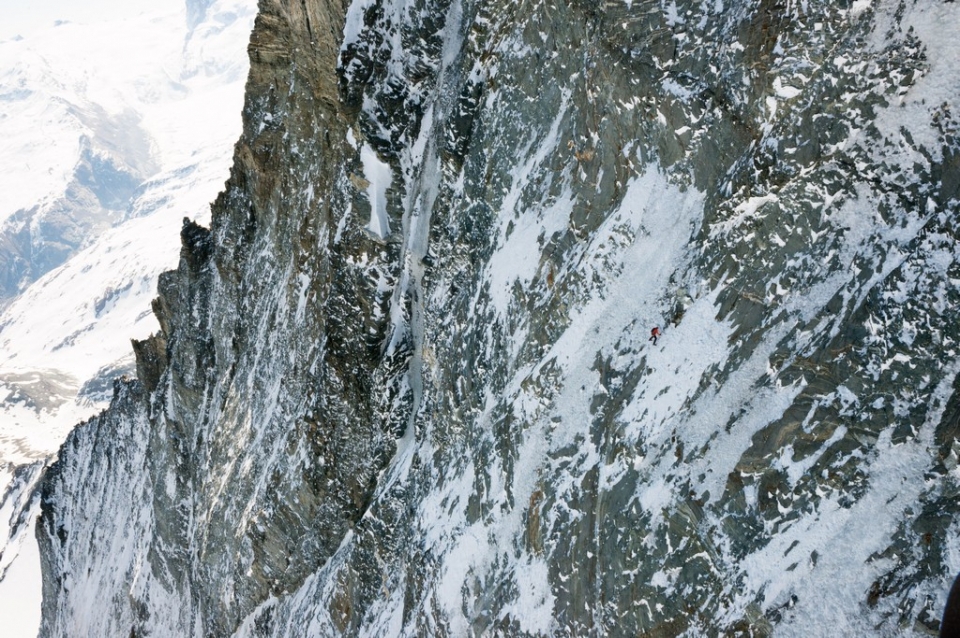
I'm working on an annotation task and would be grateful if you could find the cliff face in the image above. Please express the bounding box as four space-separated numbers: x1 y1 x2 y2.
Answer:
38 0 960 636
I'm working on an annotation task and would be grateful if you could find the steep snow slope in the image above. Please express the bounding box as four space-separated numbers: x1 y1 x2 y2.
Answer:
0 462 44 636
37 0 960 636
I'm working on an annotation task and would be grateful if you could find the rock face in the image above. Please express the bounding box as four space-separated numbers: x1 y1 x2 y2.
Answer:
38 0 960 636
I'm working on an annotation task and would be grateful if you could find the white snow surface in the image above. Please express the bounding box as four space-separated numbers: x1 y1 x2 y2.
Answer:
360 143 394 239
0 463 44 638
0 0 158 40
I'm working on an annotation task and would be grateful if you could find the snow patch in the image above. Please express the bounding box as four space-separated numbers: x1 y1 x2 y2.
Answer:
360 144 393 239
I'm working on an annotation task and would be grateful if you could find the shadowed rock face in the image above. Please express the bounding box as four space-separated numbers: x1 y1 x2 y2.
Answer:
38 0 960 636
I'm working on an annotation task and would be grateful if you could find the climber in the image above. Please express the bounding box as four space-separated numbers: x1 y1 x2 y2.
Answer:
649 326 661 346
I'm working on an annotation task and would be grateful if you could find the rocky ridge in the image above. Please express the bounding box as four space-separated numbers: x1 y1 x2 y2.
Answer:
38 0 960 636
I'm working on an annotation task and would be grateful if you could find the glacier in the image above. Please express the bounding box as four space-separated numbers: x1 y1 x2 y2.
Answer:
25 0 960 636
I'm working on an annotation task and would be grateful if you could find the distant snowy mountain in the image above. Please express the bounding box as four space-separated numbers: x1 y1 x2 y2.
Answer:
0 0 254 463
0 1 255 635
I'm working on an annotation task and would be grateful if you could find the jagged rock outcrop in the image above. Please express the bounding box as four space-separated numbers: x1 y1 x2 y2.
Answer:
38 0 960 636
